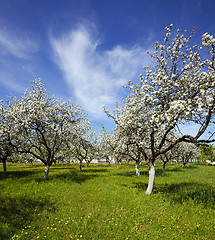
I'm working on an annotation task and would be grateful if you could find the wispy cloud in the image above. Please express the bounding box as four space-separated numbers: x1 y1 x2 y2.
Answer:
0 71 26 93
0 28 39 59
50 23 153 119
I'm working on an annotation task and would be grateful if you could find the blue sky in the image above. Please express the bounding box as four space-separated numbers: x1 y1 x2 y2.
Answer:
0 0 215 134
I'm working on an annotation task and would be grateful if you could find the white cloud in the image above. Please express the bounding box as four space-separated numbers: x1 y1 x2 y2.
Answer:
50 23 152 119
0 28 39 59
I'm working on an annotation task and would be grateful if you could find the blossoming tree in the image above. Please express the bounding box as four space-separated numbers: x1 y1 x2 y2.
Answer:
6 79 87 180
105 25 215 194
0 102 15 174
69 119 98 171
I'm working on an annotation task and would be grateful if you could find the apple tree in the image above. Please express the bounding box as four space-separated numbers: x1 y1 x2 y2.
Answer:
105 25 215 194
6 78 87 179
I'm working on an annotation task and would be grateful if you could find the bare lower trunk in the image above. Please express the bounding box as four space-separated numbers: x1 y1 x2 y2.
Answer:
44 165 50 180
3 161 7 174
117 161 119 169
135 162 140 176
61 161 64 167
24 162 27 168
145 163 155 195
163 161 167 170
86 161 90 167
79 162 82 171
182 162 186 168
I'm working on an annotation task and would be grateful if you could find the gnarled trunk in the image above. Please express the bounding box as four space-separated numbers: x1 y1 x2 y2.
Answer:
44 165 50 180
135 161 140 176
145 162 155 195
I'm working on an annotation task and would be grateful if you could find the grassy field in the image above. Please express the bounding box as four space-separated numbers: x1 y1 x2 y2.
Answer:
0 162 215 240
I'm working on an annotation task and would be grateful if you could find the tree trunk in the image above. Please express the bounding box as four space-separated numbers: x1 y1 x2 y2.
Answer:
117 161 119 169
86 161 89 167
145 162 155 195
79 162 82 171
24 162 27 168
135 161 140 176
61 161 64 167
163 161 167 170
182 162 186 168
3 161 7 174
44 165 50 180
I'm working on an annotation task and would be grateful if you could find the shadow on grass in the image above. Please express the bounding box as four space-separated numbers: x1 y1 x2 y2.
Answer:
122 182 148 192
0 195 55 240
153 182 215 208
82 168 109 173
0 167 103 184
114 171 146 177
48 170 100 184
0 169 43 181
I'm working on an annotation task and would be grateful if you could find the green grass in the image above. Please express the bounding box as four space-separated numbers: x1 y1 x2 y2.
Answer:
0 162 215 240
